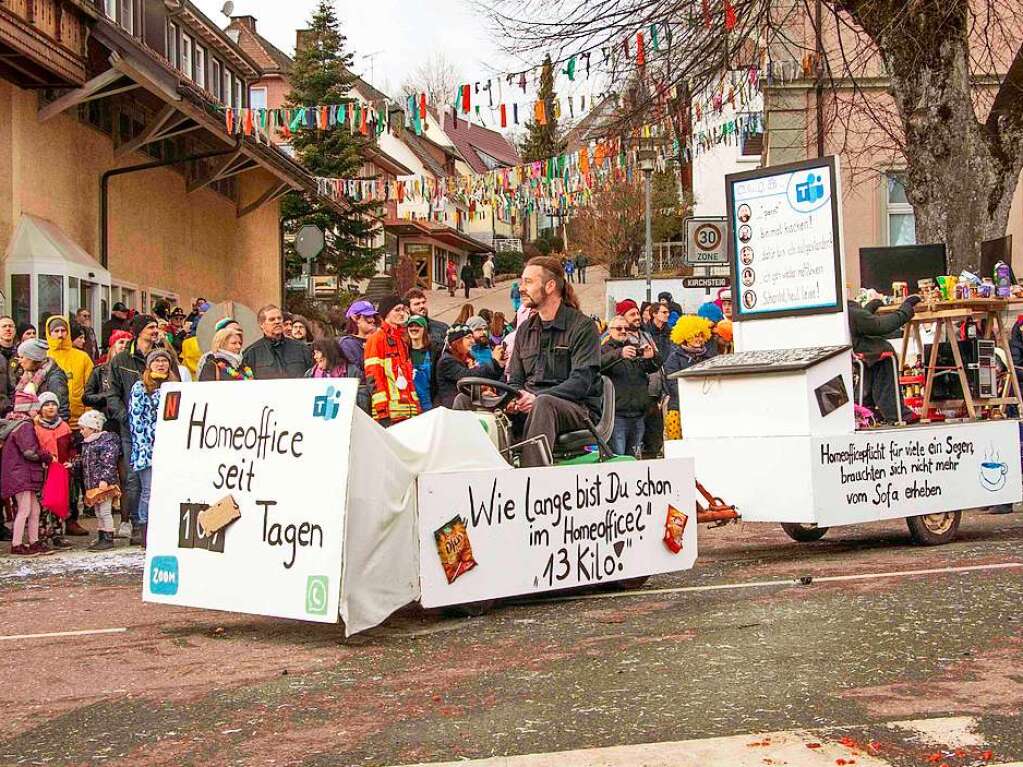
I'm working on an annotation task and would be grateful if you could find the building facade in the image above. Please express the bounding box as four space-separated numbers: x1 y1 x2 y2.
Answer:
1 0 339 328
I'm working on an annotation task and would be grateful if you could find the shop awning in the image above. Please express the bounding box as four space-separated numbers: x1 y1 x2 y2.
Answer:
384 220 492 254
3 214 112 284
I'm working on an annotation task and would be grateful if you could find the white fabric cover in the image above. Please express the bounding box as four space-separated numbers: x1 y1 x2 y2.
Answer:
339 407 505 635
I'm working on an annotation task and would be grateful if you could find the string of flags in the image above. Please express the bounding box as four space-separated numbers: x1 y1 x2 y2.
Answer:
313 111 763 219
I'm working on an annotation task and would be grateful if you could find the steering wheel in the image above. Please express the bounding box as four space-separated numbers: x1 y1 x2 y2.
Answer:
457 377 520 410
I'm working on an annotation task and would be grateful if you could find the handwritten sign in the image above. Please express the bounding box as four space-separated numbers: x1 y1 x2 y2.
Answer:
143 380 357 623
417 458 697 607
727 157 843 321
812 420 1021 526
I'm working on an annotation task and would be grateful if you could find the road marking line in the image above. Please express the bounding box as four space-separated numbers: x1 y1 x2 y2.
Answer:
0 627 127 641
389 716 1017 767
516 561 1023 605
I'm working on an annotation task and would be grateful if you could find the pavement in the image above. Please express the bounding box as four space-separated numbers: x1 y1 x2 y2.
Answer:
426 266 611 324
2 510 1022 766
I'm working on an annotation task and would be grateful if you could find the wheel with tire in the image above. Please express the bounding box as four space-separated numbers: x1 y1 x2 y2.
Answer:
906 511 961 545
780 523 829 542
444 599 496 618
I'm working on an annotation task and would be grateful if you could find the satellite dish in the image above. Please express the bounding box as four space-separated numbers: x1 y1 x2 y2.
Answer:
195 301 260 355
221 1 234 17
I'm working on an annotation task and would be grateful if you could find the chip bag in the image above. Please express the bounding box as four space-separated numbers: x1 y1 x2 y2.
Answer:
663 505 688 554
435 516 478 584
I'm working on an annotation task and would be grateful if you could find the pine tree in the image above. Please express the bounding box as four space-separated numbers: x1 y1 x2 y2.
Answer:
281 1 379 284
519 55 566 163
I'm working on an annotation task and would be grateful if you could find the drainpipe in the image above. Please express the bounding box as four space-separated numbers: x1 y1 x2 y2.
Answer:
99 140 242 268
814 0 825 158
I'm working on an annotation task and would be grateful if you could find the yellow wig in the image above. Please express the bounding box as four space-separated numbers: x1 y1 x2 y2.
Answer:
670 315 713 346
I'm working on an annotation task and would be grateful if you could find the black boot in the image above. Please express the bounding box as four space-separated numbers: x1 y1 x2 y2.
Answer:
129 524 144 546
88 531 115 551
0 525 12 542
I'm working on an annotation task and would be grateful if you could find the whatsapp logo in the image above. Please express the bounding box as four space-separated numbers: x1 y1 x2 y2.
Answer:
305 575 329 616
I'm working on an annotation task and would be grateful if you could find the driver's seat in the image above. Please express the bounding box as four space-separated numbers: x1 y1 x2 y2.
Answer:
554 375 615 457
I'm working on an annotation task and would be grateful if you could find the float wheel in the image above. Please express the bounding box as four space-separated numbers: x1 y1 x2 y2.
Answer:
906 511 961 545
780 523 829 542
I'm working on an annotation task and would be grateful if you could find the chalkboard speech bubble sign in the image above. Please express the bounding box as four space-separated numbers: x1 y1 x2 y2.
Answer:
726 156 844 322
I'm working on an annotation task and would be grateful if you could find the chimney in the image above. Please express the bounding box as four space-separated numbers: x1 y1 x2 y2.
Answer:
229 15 257 32
296 29 314 54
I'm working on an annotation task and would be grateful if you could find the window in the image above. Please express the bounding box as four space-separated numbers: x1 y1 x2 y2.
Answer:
68 277 80 315
211 60 222 100
234 77 243 109
886 172 916 246
181 34 194 81
104 0 116 20
119 0 134 34
11 274 30 327
168 23 179 68
195 46 207 89
224 70 232 107
38 275 64 328
250 86 267 110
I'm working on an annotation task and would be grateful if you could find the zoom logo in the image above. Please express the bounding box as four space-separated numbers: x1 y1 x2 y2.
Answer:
305 575 329 616
313 385 342 421
150 555 179 595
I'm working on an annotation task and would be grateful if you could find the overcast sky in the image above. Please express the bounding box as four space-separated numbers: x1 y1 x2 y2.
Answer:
193 0 520 100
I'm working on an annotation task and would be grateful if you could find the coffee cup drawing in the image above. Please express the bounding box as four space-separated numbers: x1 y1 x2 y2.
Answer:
979 460 1008 491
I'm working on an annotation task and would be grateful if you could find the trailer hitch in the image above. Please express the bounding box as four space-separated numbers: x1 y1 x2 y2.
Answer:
695 481 739 526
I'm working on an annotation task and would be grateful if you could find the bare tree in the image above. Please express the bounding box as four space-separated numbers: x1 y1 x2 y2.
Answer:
482 0 1023 271
401 52 464 106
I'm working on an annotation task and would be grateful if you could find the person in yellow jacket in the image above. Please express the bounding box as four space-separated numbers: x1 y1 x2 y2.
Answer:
180 334 202 379
45 315 94 430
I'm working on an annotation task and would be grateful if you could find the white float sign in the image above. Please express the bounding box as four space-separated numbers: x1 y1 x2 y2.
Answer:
417 458 697 607
812 420 1021 526
729 157 843 320
143 380 356 623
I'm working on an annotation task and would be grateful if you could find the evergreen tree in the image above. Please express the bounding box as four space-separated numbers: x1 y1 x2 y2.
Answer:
281 1 379 283
519 55 566 163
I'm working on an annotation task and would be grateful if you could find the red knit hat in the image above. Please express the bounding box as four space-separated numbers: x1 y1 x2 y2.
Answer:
109 330 133 347
615 299 639 315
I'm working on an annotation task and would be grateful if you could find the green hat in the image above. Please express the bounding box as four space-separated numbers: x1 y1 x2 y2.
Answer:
407 314 429 329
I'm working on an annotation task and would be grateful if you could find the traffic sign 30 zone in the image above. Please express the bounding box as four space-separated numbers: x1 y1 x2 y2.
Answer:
684 217 728 265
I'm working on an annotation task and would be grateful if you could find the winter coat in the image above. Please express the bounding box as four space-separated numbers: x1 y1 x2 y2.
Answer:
77 431 120 491
198 354 253 381
46 315 94 429
601 339 659 418
1011 319 1023 370
242 335 312 380
427 318 449 348
847 299 914 364
0 356 10 416
460 263 475 288
1 418 50 497
364 322 420 423
16 361 70 423
643 321 673 363
338 335 368 382
83 362 121 434
35 419 74 463
107 342 148 427
435 351 502 409
663 344 717 410
410 342 443 411
128 380 160 471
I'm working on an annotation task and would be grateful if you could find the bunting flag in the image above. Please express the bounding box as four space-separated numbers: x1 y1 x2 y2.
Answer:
636 31 646 67
724 0 737 31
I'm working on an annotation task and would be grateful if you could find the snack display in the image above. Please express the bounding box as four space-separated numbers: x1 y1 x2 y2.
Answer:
434 516 478 584
663 505 689 554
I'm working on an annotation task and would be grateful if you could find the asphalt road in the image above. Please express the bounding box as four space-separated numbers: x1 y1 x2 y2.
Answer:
2 512 1021 767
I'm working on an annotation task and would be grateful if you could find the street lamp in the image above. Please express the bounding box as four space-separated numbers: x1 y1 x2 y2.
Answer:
638 149 656 303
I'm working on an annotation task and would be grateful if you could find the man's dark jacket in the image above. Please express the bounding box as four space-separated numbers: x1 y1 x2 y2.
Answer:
506 302 602 417
600 339 658 417
107 342 148 425
847 300 914 364
242 335 313 380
